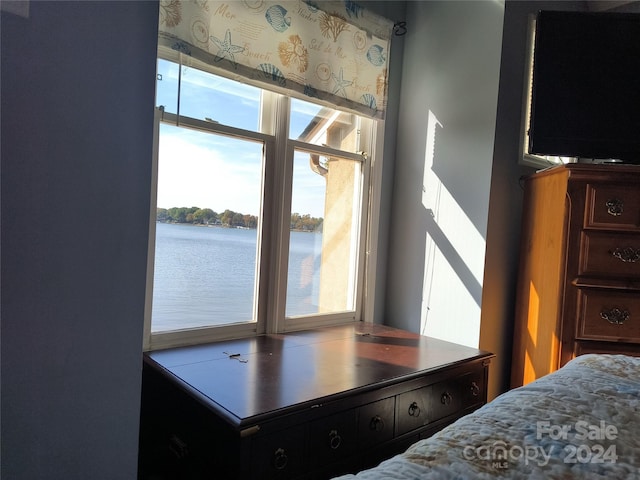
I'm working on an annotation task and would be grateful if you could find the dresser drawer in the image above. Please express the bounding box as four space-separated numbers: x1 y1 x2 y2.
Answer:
577 289 640 343
429 378 462 422
395 367 486 436
308 409 357 467
579 231 640 278
396 386 431 435
251 425 307 479
586 183 640 230
460 368 486 408
357 397 395 449
575 340 640 357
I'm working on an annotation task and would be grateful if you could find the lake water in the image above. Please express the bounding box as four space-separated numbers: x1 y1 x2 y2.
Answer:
151 222 321 331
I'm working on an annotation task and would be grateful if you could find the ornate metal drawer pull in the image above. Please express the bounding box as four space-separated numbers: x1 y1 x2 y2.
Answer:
610 247 640 263
408 401 421 417
369 415 385 432
328 429 342 450
441 391 453 405
600 308 630 325
273 447 289 470
605 198 624 217
470 381 480 397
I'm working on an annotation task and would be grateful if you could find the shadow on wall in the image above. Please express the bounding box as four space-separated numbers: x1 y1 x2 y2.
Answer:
418 110 485 345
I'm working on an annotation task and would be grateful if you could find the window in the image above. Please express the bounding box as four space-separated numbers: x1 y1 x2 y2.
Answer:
143 50 380 350
520 14 576 169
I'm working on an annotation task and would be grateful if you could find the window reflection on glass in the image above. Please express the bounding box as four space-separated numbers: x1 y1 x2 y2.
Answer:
286 149 362 317
156 58 262 132
156 59 179 114
151 124 264 332
290 98 362 153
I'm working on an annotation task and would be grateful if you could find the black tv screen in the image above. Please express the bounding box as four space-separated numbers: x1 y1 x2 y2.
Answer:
529 11 640 164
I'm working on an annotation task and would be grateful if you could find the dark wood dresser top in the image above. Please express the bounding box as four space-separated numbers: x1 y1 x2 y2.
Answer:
144 323 492 428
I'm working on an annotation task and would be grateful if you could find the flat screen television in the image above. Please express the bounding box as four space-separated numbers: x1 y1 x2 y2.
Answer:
529 10 640 164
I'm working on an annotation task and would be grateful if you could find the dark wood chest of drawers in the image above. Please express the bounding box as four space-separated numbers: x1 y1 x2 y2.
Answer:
512 164 640 387
139 323 493 479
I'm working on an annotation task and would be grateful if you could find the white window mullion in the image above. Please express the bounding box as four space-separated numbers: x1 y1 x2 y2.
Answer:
143 107 162 351
361 119 384 324
253 138 273 337
264 94 292 334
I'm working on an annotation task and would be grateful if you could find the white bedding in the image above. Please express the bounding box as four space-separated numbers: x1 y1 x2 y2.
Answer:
333 354 640 479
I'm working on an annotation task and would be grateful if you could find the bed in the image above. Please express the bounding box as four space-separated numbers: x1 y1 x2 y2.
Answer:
333 354 640 479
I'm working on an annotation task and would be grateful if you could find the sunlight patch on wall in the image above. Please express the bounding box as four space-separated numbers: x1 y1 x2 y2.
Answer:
419 111 485 348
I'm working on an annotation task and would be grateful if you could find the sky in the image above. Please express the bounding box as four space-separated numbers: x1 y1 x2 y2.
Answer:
155 59 328 218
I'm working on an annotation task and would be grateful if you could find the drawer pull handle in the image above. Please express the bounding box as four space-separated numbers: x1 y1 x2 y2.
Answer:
470 382 480 397
328 430 342 450
369 415 385 432
600 308 630 325
408 401 421 417
441 391 453 405
273 448 288 470
610 247 640 263
605 198 624 217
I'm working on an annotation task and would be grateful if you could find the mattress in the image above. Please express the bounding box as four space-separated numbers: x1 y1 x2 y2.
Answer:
333 354 640 479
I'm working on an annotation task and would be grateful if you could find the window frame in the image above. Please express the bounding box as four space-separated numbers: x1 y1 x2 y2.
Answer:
143 52 383 351
279 140 370 334
520 14 577 169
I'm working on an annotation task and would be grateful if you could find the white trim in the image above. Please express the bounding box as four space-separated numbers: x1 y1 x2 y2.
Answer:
350 117 372 323
159 110 273 144
287 139 366 163
264 95 292 334
145 60 384 349
283 312 358 333
362 120 384 324
147 114 272 347
142 108 162 351
281 138 370 331
148 322 259 350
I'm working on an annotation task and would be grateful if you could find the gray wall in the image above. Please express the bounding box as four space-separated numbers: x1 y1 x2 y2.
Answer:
383 0 596 399
1 2 158 479
360 1 407 326
385 0 504 351
480 0 585 398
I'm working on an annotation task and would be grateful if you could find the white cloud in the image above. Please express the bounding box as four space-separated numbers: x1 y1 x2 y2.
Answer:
157 130 263 215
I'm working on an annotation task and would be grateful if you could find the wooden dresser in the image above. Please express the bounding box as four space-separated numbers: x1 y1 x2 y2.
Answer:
139 323 493 479
511 164 640 387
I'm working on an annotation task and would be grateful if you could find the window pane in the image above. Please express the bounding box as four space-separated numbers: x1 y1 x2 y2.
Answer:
156 59 262 132
156 58 179 114
286 149 362 317
151 124 263 332
290 98 362 153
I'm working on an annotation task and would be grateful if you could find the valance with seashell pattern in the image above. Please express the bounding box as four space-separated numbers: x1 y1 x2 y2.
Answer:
158 0 393 119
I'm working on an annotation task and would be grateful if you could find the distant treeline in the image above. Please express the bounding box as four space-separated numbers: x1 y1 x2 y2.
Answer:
157 207 323 232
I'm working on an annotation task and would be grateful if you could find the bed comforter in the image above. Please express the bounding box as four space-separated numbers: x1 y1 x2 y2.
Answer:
333 354 640 479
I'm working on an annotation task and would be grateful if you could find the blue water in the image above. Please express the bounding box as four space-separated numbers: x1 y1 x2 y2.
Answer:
151 222 321 331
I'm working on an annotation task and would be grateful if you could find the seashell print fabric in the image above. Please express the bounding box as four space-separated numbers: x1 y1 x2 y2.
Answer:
158 0 393 119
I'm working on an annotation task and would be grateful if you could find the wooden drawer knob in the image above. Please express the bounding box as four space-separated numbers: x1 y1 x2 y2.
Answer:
605 198 624 216
600 308 630 325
